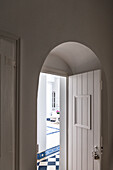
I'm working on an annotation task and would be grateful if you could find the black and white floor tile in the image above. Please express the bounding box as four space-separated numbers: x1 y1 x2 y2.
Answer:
37 153 60 170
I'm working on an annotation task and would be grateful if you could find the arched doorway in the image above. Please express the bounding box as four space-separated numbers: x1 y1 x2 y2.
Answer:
37 42 102 170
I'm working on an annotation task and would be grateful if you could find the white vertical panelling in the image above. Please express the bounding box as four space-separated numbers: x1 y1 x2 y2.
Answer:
68 76 73 170
68 70 101 170
73 75 78 170
94 70 101 170
77 74 82 170
88 71 94 170
82 73 88 170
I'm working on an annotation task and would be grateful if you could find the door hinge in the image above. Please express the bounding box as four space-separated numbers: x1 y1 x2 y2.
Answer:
5 56 16 68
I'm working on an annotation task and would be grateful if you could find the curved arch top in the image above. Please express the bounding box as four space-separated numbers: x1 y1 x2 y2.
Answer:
42 41 101 76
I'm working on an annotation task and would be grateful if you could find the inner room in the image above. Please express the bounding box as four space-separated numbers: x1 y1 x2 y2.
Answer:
37 73 66 170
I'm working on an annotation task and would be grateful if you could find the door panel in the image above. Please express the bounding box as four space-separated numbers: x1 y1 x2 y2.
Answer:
94 71 101 170
68 70 101 170
0 38 16 170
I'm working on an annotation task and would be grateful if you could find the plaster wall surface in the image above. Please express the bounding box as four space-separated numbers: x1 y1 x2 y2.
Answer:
37 74 46 152
0 0 113 170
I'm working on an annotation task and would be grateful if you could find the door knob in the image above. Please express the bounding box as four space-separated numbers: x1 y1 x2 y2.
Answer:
92 146 100 160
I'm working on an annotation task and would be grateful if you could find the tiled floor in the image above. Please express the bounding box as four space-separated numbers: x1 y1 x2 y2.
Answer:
37 121 60 169
37 153 60 170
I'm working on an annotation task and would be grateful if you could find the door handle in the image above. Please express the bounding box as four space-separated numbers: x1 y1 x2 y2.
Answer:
92 146 100 160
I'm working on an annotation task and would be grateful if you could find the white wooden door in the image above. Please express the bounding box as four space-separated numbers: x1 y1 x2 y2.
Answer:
0 38 16 170
68 70 102 170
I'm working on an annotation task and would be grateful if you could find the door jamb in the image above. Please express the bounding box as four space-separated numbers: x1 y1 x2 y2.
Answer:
0 30 20 170
66 76 68 170
38 70 68 170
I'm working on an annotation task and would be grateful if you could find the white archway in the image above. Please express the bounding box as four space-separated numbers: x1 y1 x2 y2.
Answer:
42 42 101 76
37 41 102 170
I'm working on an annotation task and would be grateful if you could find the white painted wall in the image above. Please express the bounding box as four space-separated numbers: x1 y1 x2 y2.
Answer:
0 1 113 170
46 81 52 118
42 53 72 75
37 73 46 152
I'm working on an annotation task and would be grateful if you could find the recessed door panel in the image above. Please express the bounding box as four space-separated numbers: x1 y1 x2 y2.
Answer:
74 95 90 129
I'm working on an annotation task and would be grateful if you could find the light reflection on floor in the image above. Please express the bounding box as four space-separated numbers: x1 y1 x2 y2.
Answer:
46 121 60 150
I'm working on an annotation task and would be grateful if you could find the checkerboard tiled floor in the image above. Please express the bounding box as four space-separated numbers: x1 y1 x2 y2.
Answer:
37 153 60 170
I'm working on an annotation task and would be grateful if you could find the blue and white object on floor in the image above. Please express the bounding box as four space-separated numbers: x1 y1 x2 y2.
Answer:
37 153 60 170
37 145 60 160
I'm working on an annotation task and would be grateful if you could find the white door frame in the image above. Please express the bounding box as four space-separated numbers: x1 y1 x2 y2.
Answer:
0 30 20 170
38 68 68 170
38 68 102 170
